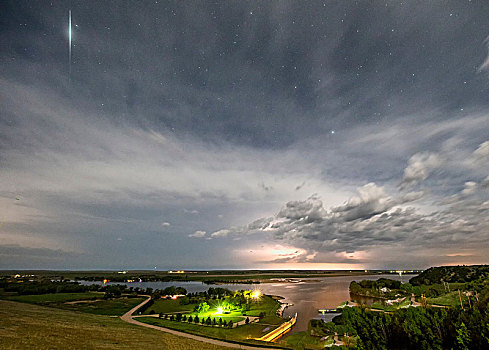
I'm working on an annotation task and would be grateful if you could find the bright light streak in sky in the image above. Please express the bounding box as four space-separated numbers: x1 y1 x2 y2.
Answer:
69 10 71 79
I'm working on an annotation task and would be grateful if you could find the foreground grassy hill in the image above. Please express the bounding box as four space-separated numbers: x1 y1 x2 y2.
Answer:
0 300 231 350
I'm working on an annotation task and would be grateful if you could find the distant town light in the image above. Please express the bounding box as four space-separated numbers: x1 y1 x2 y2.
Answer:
217 307 223 314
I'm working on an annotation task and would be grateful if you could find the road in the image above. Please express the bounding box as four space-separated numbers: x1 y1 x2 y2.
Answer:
121 296 278 350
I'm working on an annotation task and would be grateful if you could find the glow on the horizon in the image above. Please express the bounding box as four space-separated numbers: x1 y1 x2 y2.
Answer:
217 307 223 314
262 262 365 270
235 245 367 270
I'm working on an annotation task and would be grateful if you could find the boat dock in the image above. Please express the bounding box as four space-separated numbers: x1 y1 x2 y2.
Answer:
318 308 338 314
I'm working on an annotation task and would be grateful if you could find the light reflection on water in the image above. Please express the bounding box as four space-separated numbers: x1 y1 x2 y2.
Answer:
80 274 414 333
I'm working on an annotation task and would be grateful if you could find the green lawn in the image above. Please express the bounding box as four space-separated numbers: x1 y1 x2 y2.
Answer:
3 292 143 316
143 298 198 314
285 331 325 349
138 317 281 345
245 295 283 325
5 292 103 304
427 291 463 307
59 297 145 316
0 300 232 350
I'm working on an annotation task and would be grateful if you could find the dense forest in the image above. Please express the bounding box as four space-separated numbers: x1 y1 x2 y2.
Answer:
315 305 489 349
409 265 489 286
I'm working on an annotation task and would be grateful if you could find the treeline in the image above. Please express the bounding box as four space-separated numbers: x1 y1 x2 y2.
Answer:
327 305 489 349
74 275 190 282
0 280 98 295
0 279 150 298
160 313 236 328
350 278 402 298
202 279 258 284
410 265 489 286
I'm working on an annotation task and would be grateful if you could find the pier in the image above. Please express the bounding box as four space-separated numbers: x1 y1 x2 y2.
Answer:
257 313 297 342
318 308 338 314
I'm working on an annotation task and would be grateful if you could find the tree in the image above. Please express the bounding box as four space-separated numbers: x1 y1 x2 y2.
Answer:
197 302 210 314
218 318 223 326
206 317 212 325
245 317 250 324
456 322 471 350
188 315 193 323
194 315 199 324
182 315 187 322
176 313 182 322
228 320 233 328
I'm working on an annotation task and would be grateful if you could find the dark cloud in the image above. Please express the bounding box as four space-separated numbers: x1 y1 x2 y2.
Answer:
211 140 489 267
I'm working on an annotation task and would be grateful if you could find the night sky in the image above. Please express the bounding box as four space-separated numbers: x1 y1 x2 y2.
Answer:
1 1 489 270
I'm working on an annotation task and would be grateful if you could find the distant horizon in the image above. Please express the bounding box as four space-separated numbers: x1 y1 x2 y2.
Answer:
5 264 489 273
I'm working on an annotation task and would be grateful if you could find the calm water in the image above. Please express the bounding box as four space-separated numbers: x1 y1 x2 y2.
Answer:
81 274 415 332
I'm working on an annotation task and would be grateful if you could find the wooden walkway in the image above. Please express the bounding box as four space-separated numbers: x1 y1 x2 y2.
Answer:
256 313 297 342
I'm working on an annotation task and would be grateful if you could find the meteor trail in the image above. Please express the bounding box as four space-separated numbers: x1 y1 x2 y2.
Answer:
69 10 72 81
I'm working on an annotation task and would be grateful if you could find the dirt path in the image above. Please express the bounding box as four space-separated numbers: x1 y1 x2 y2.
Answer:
121 296 277 350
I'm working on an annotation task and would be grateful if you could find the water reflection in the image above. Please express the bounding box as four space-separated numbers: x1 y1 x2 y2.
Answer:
80 274 414 333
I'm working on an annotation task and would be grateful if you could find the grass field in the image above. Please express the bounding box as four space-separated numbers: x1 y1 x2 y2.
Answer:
4 292 144 316
138 317 272 343
426 291 464 308
0 300 232 350
244 296 283 325
5 292 103 304
285 331 325 349
60 297 145 316
143 298 198 314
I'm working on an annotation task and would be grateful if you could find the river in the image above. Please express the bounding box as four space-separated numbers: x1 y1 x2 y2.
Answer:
80 273 415 333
